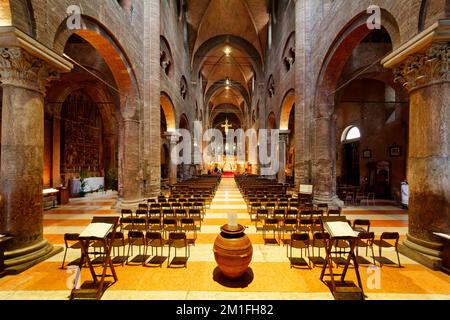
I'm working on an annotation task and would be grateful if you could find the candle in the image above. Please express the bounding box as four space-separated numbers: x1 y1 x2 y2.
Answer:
228 212 238 227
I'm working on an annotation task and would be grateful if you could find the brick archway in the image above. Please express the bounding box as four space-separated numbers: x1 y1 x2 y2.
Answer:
315 10 400 111
311 9 401 203
53 15 140 119
279 89 295 130
160 92 177 132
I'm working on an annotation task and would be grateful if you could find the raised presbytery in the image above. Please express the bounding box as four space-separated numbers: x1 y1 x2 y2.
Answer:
0 0 449 301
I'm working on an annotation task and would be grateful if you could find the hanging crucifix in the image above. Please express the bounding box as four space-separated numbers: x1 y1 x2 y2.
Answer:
221 118 232 135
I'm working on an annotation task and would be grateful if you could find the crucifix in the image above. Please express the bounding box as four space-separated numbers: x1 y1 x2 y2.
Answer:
221 118 232 135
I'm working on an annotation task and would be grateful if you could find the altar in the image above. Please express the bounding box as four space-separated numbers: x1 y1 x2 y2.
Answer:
222 162 235 172
209 156 246 174
70 177 105 196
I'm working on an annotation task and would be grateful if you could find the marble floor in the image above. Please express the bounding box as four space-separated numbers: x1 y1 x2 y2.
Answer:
0 178 449 300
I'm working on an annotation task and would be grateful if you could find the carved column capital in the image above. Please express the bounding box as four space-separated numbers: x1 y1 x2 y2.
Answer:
393 43 449 92
0 47 59 95
165 131 180 145
279 130 290 144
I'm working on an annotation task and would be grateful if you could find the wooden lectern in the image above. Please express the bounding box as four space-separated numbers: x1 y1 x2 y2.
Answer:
319 216 365 300
70 216 119 300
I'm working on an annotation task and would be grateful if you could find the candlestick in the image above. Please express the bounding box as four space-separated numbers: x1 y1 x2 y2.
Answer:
227 212 238 227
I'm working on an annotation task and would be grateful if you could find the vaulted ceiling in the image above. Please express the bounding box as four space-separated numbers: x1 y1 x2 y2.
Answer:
186 0 269 123
187 0 269 59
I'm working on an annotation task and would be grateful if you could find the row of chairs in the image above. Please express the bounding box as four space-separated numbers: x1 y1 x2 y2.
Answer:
120 214 201 238
62 230 191 269
286 231 401 269
343 191 376 206
252 208 341 226
257 215 370 243
247 200 314 212
142 200 208 212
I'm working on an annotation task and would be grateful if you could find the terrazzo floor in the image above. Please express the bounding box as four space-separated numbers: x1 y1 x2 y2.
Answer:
0 178 449 300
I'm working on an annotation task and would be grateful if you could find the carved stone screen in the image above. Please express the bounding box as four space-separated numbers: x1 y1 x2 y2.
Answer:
60 91 103 180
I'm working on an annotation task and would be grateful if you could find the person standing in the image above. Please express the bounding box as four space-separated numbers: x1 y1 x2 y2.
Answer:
401 179 409 209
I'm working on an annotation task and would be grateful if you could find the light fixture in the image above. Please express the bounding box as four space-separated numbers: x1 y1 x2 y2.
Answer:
225 86 230 90
225 77 230 86
224 47 231 56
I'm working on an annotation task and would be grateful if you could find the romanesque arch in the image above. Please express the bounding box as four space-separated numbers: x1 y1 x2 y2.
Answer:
160 92 177 132
279 89 295 130
53 15 140 119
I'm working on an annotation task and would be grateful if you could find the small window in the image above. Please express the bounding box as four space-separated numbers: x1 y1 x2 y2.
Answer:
342 126 361 143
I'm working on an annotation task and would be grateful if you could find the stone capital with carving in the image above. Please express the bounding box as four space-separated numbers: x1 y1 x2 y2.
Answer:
279 130 290 144
393 43 449 92
165 131 180 145
0 47 59 95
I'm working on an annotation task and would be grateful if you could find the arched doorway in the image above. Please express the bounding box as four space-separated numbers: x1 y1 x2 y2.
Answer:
340 126 361 186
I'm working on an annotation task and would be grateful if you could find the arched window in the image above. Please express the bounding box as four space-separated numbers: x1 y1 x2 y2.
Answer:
341 126 361 143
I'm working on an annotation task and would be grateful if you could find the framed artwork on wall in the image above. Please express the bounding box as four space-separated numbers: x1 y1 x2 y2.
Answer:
390 145 402 157
363 149 372 159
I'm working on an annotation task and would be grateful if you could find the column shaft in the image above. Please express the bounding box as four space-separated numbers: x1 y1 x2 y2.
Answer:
0 47 63 272
382 37 450 270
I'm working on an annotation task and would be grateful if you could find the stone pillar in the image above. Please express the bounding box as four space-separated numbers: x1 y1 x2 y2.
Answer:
295 0 313 190
183 164 190 180
103 133 116 189
165 132 179 186
277 130 290 184
312 104 340 205
142 0 161 198
51 116 61 188
382 31 450 270
0 47 62 273
120 118 141 207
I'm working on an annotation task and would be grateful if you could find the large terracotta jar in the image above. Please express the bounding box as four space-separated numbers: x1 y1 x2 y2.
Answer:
213 224 253 279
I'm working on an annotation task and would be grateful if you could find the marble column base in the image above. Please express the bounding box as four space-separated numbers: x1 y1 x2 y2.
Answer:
398 233 443 271
3 239 62 274
314 194 344 208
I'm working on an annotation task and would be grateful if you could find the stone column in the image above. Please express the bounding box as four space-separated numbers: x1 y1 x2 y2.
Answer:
165 132 179 186
312 104 340 205
383 34 450 270
0 47 61 273
295 0 313 189
182 165 190 180
142 0 161 198
120 118 142 208
277 130 290 184
103 133 116 189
